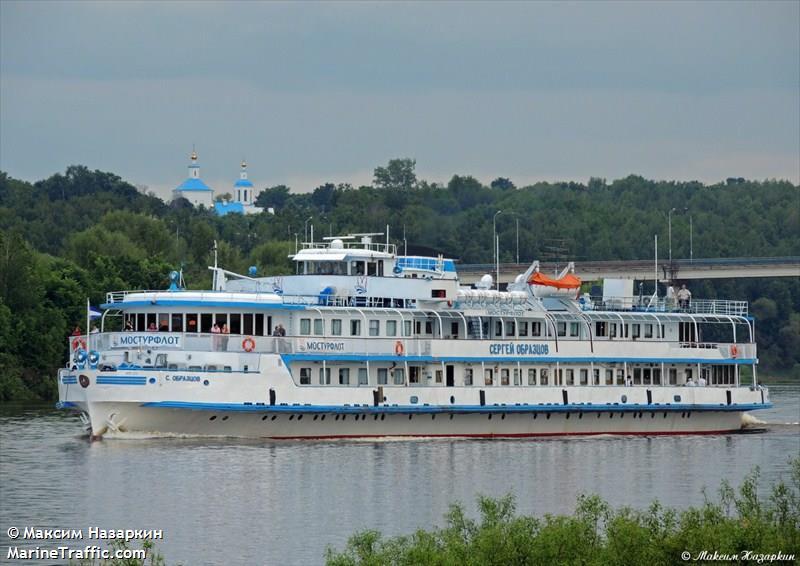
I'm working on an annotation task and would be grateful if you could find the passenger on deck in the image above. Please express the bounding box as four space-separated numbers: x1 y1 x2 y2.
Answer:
221 323 230 350
211 323 221 350
147 322 157 332
698 375 707 387
686 377 696 387
273 324 286 337
124 319 134 332
71 325 82 337
677 284 692 310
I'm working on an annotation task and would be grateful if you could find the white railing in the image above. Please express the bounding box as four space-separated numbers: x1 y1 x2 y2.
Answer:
585 296 748 316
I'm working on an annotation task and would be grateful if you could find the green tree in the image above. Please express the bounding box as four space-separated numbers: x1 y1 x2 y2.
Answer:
374 158 417 191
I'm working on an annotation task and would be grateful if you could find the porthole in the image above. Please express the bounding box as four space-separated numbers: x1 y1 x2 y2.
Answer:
209 415 217 421
450 396 455 404
261 415 268 421
674 395 682 402
621 395 628 403
289 415 294 421
321 415 326 421
222 416 229 421
297 415 303 421
203 379 209 386
271 415 277 421
313 415 318 421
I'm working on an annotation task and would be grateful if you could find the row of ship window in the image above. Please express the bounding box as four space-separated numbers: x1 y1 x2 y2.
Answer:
122 313 669 341
296 364 737 386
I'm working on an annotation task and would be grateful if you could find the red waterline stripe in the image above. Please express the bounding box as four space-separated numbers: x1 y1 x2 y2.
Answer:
267 429 741 440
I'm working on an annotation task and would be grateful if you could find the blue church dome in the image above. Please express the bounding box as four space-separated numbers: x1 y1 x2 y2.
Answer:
176 178 213 192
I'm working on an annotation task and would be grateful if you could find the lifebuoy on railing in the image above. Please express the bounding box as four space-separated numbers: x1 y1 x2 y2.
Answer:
394 340 405 356
72 338 87 352
242 336 256 352
730 344 738 358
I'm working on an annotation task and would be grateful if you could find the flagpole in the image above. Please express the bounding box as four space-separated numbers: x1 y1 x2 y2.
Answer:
86 297 91 353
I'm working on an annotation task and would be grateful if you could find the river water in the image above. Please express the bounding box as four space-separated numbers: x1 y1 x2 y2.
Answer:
1 383 798 566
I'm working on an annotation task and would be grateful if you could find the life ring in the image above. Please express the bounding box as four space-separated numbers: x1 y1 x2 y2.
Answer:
394 341 404 356
72 337 86 351
79 374 90 388
242 336 256 352
730 344 738 358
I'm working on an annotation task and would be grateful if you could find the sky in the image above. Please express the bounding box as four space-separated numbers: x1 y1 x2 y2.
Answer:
1 0 798 199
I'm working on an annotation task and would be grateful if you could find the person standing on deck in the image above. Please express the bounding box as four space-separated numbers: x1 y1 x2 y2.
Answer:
677 284 692 310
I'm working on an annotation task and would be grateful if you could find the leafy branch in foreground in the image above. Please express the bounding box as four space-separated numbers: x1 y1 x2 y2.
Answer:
326 459 800 565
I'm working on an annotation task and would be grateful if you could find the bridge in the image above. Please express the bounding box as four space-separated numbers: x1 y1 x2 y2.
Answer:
457 257 800 285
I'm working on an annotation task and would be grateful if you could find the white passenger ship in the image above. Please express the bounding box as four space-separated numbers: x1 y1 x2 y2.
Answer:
58 234 770 439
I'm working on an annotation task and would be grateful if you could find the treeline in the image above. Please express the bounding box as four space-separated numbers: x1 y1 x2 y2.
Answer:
325 460 800 565
0 162 798 400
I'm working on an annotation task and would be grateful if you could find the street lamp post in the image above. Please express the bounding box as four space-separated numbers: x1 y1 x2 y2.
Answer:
493 210 502 290
668 207 676 265
689 215 693 263
304 216 312 243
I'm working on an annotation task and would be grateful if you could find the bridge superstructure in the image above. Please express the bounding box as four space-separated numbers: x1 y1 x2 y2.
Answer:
458 256 800 286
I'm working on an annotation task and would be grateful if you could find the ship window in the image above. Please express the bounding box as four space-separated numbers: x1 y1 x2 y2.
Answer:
566 369 575 385
518 322 528 337
300 368 311 385
216 314 227 328
350 261 365 276
386 320 397 336
593 369 601 385
146 313 157 330
555 369 563 385
314 318 323 335
616 369 625 385
643 368 651 385
350 320 361 336
633 368 642 385
171 313 183 333
557 322 567 337
484 368 493 386
606 369 614 385
201 313 213 333
645 324 653 339
339 368 350 385
540 369 549 385
595 321 606 337
367 262 378 276
528 368 537 385
669 368 677 385
425 321 433 335
136 313 146 331
409 367 421 384
228 313 240 334
369 320 380 336
531 321 542 337
580 369 589 385
300 318 311 335
243 313 253 335
506 321 515 337
632 324 640 338
377 368 388 385
358 368 368 385
404 320 412 337
501 369 510 385
464 368 473 386
435 370 443 384
495 321 503 337
570 322 580 337
331 319 342 336
393 368 405 385
513 368 520 385
319 368 331 385
653 368 661 385
609 323 617 338
157 314 168 331
431 289 446 298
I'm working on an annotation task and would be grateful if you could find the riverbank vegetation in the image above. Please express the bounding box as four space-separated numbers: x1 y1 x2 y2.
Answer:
1 162 798 400
325 459 800 565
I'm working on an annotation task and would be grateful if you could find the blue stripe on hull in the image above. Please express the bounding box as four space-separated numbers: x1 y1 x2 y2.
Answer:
281 354 757 365
140 401 772 414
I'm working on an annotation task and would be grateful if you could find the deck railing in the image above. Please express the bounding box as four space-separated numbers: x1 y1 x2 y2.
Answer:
586 296 748 316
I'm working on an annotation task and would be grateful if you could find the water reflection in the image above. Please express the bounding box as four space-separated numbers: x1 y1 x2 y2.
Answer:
1 384 798 566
